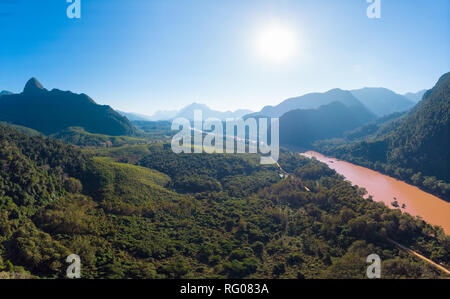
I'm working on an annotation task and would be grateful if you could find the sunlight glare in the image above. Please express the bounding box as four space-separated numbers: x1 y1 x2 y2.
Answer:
255 23 298 64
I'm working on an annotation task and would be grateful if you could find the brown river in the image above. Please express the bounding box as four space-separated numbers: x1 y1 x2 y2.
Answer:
301 151 450 234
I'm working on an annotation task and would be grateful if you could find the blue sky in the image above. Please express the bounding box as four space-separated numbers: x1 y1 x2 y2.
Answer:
0 0 448 114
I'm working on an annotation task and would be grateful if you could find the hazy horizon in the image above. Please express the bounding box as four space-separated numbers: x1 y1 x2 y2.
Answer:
2 77 432 117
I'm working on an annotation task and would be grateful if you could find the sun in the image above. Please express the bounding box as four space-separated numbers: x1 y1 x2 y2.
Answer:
255 23 298 64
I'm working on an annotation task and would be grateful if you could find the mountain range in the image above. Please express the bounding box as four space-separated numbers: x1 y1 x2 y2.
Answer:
142 110 179 121
248 88 365 118
0 74 448 278
350 88 415 116
247 87 417 119
280 101 377 147
321 72 450 199
0 78 135 136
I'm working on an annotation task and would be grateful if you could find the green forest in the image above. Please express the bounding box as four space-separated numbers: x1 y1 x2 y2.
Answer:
0 125 448 279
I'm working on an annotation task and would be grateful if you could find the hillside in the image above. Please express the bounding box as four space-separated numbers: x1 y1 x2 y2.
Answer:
0 78 136 136
248 89 366 118
350 88 414 116
342 112 406 141
0 122 43 137
321 72 450 199
280 101 377 147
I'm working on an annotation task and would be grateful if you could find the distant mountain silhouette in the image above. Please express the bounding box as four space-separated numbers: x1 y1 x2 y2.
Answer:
350 88 414 116
0 90 13 96
118 104 251 122
0 78 135 136
175 103 252 121
117 110 153 121
403 89 427 103
280 101 376 147
247 89 366 118
147 110 179 121
24 77 44 91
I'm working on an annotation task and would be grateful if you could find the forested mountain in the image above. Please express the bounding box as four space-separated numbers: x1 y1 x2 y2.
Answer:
320 72 450 199
0 125 448 279
0 78 135 136
248 89 366 118
280 101 376 147
350 88 414 116
0 91 13 96
122 104 253 122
